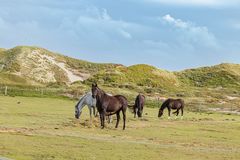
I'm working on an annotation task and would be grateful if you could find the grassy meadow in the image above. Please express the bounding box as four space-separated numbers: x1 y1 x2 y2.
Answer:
0 96 239 160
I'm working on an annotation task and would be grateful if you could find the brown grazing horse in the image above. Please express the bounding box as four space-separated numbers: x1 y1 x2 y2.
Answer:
158 98 184 118
91 83 128 130
133 94 145 118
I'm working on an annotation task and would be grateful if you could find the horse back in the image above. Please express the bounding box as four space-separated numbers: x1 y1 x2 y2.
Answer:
164 98 184 109
99 94 126 112
114 95 128 107
135 94 145 109
177 99 184 108
105 95 121 105
172 99 184 109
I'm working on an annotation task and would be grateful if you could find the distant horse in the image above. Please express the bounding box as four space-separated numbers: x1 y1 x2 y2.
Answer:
91 83 128 130
75 92 97 120
133 94 145 118
158 98 184 119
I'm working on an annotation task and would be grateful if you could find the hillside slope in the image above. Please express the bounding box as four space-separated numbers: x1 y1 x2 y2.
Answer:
0 46 118 85
176 63 240 88
0 46 240 93
86 64 180 92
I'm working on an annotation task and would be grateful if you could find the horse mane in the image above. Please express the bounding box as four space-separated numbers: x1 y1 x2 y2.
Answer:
75 94 87 108
139 94 145 98
160 99 170 110
97 86 108 97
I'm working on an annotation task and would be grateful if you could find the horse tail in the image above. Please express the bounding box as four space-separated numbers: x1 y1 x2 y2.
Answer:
137 95 141 109
127 104 135 113
127 104 134 108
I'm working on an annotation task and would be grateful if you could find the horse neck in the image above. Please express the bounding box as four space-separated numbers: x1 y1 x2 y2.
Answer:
160 101 168 111
76 95 87 111
96 88 107 104
85 92 95 105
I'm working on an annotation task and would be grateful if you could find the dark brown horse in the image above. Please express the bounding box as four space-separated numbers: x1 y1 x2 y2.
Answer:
133 94 145 118
158 98 184 118
91 83 128 130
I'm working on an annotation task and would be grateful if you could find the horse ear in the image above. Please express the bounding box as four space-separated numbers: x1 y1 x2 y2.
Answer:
92 83 97 87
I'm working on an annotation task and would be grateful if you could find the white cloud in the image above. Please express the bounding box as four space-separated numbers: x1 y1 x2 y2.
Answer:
101 8 111 21
57 6 150 42
119 29 132 39
144 0 240 7
162 14 188 28
84 7 111 20
161 14 218 48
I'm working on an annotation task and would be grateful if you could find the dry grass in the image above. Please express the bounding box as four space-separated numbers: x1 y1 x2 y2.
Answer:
0 96 240 160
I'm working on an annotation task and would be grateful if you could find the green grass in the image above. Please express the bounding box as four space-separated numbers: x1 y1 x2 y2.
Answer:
0 96 239 160
0 73 29 85
176 63 240 88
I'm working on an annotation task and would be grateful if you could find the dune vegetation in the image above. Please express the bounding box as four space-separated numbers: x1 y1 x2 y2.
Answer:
0 46 239 112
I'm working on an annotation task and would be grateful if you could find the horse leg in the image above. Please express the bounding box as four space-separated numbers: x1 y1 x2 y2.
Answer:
95 110 99 117
88 106 92 124
99 112 103 128
93 106 96 117
181 107 184 119
122 108 126 130
168 107 171 119
134 108 137 118
95 107 99 117
115 111 120 128
176 109 180 116
173 109 179 119
102 110 105 129
172 110 177 114
108 115 113 124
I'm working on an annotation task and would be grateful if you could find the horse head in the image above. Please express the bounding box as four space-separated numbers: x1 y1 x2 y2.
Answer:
91 83 98 98
158 109 163 117
137 110 143 117
75 104 82 119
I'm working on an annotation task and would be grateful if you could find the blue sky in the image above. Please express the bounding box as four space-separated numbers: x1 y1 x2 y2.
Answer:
1 0 240 70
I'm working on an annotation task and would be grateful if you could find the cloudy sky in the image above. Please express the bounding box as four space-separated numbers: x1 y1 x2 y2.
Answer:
1 0 240 70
